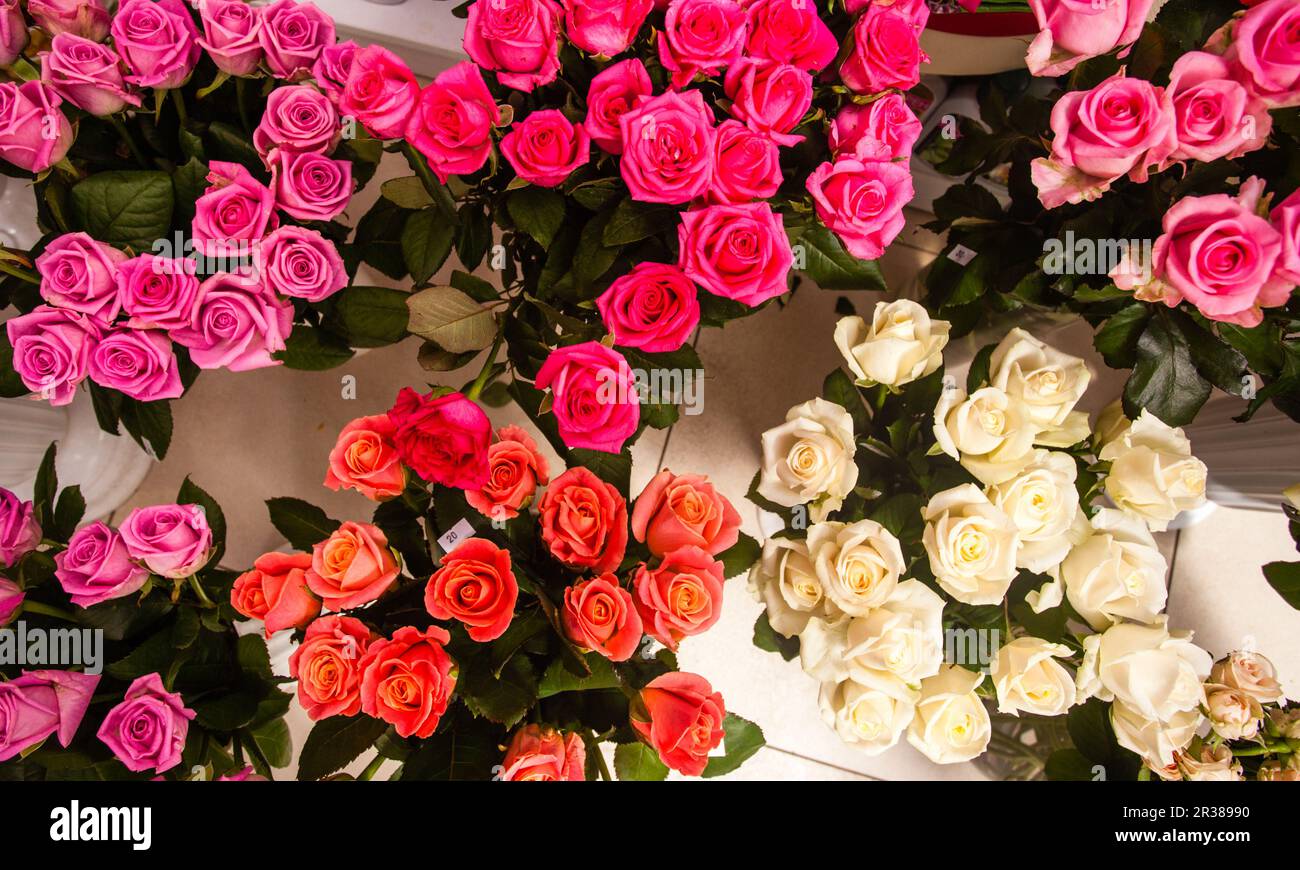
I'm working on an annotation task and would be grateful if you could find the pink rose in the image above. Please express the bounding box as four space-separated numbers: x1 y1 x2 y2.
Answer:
677 201 792 306
563 0 652 57
119 503 214 579
1270 187 1300 285
1153 178 1291 327
0 0 27 67
339 44 419 140
87 327 183 402
631 469 741 556
596 262 701 352
0 669 99 763
1025 0 1155 78
324 414 407 501
501 109 591 188
117 254 200 331
406 62 500 183
744 0 838 72
0 576 22 625
1165 52 1271 165
723 58 812 147
829 94 922 162
1223 0 1300 108
27 0 111 41
197 0 264 77
633 545 725 649
463 0 563 93
500 724 586 781
255 225 346 303
619 89 716 204
0 81 73 173
807 155 913 261
708 120 780 204
658 0 747 89
253 85 340 157
465 425 550 521
97 673 194 774
583 58 653 155
35 232 128 322
231 551 321 636
535 341 640 454
311 40 358 104
109 0 200 90
40 33 142 117
192 161 278 254
288 615 374 720
54 521 150 607
173 271 292 372
258 0 335 81
840 4 928 94
267 148 353 222
5 306 99 406
387 387 492 489
0 488 41 568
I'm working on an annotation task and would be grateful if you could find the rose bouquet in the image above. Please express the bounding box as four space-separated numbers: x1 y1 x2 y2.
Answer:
0 444 291 780
0 0 402 458
233 386 766 780
746 302 1295 780
920 0 1300 428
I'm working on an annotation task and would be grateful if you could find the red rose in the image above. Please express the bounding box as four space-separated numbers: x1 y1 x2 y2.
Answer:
288 615 375 720
424 537 518 642
538 467 629 573
631 671 725 776
359 625 457 739
562 573 643 661
633 546 725 649
231 551 321 636
387 387 491 490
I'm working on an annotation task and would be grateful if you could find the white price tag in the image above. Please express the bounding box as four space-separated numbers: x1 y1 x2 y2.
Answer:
947 244 977 265
436 518 476 554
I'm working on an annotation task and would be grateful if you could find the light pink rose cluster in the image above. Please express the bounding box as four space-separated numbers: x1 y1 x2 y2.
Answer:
0 80 73 173
196 0 336 80
1025 0 1155 78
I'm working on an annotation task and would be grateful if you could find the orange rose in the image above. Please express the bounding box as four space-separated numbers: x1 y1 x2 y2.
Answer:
424 537 518 642
632 546 725 650
288 615 375 720
562 573 643 662
465 425 550 521
631 469 741 557
632 671 726 777
538 466 628 574
306 521 400 610
359 625 457 739
231 551 321 636
324 414 407 501
500 724 586 781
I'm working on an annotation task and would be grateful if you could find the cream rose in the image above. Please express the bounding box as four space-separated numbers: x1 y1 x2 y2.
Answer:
988 327 1091 431
989 636 1076 717
1110 701 1201 778
987 450 1083 573
759 397 857 520
799 614 850 684
833 301 949 388
907 665 991 765
1099 409 1207 531
934 385 1038 485
748 537 825 637
1092 399 1131 450
922 484 1020 605
1204 684 1264 740
1075 620 1212 722
842 580 945 687
1210 650 1285 704
1178 744 1243 782
1049 508 1168 631
818 671 918 756
808 519 904 617
1285 483 1300 510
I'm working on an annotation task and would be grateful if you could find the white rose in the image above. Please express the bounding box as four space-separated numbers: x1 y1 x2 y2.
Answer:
1204 684 1264 740
833 301 949 388
989 636 1076 717
799 614 851 684
1110 701 1201 777
808 519 904 617
934 385 1038 485
1178 744 1243 782
759 397 857 520
907 665 991 765
748 537 824 638
1210 650 1285 705
1092 399 1131 450
922 484 1020 605
1052 508 1168 631
842 580 945 687
1075 620 1212 723
1099 409 1208 531
987 450 1084 573
988 327 1091 430
818 671 918 755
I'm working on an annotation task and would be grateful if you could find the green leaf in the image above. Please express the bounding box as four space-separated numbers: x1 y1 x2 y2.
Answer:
274 326 355 371
170 157 207 228
965 343 995 392
1262 560 1300 609
702 713 765 778
265 497 340 551
1123 309 1211 427
401 208 456 285
70 170 174 251
107 626 174 680
193 691 259 731
118 396 173 459
381 175 434 210
328 285 410 348
353 197 410 280
752 612 800 661
569 448 632 497
178 476 226 564
822 367 869 432
297 715 388 781
603 197 679 247
248 717 293 770
1067 698 1121 764
614 742 669 781
458 655 537 729
1177 312 1248 397
449 270 500 304
538 652 620 698
572 208 619 289
1094 303 1150 370
507 185 566 248
32 443 57 527
792 224 887 291
406 284 496 353
1045 748 1098 781
716 532 761 580
397 708 501 781
455 204 493 271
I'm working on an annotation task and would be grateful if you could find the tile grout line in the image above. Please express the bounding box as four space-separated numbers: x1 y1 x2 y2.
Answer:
762 744 887 781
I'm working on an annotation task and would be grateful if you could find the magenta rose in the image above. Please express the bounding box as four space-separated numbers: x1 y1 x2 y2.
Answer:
54 521 150 607
1025 0 1154 78
258 0 335 81
0 81 73 173
0 577 21 625
253 85 340 157
5 307 99 406
840 3 927 94
27 0 111 41
829 94 922 161
1271 187 1300 285
197 0 264 77
119 503 214 579
172 271 292 372
708 119 780 204
40 33 142 117
339 44 419 140
584 58 653 155
35 232 128 322
744 0 837 72
1153 178 1291 327
117 254 200 331
658 0 747 89
501 109 591 188
97 673 194 774
563 0 652 57
192 161 278 254
312 40 358 104
1223 0 1300 108
0 0 27 67
0 488 40 568
255 225 346 302
807 155 913 261
1165 51 1272 165
405 61 499 183
535 341 641 454
723 58 811 147
109 0 200 90
387 387 492 489
463 0 563 92
0 669 99 763
596 262 701 353
268 148 352 221
619 89 716 204
677 202 792 307
87 327 183 402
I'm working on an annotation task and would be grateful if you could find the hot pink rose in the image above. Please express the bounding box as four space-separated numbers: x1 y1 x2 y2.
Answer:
596 262 701 352
807 155 913 261
0 577 22 625
324 414 406 501
307 521 400 611
172 271 292 372
387 387 492 489
267 147 352 222
288 615 374 720
109 0 200 90
465 425 550 521
723 58 811 147
339 44 419 140
677 201 792 306
562 573 642 661
657 0 747 89
358 625 456 739
406 62 499 183
1270 187 1300 285
36 232 128 322
744 0 837 71
54 521 150 607
501 109 591 188
0 488 40 568
829 95 922 162
1153 178 1291 327
197 0 264 77
500 724 586 781
311 40 358 104
708 120 780 204
231 551 321 636
258 0 335 81
840 4 928 94
40 33 141 117
631 671 724 776
619 89 716 204
0 0 26 67
1166 51 1271 165
0 81 73 173
539 467 629 573
117 255 200 331
5 306 99 406
633 545 725 648
255 225 347 303
87 327 183 401
1223 0 1300 108
119 503 214 579
254 85 340 157
1026 0 1154 77
192 161 278 254
535 341 640 453
463 0 563 92
564 0 652 57
27 0 111 41
584 58 653 155
632 469 741 556
97 673 194 774
0 669 99 763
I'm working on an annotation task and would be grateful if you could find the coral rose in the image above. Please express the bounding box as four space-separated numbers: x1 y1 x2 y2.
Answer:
562 573 642 661
231 551 321 636
538 467 629 573
359 625 457 739
631 671 725 776
324 414 407 501
307 521 400 610
425 537 518 642
289 615 375 720
465 425 550 521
